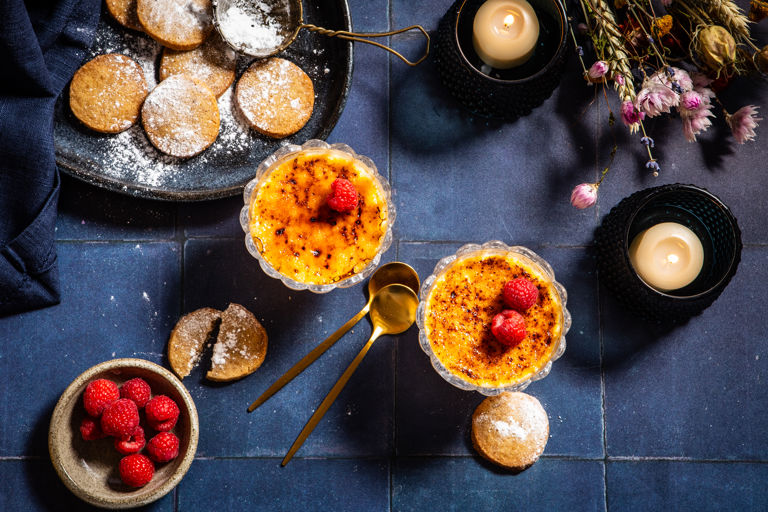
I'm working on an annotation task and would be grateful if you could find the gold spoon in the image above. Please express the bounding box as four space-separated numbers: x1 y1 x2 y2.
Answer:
281 283 419 466
247 262 419 413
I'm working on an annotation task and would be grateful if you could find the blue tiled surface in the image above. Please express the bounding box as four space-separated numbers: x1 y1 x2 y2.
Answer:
3 0 768 510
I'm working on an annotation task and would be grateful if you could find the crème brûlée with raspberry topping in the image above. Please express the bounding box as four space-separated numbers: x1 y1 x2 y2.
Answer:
425 252 564 388
248 149 389 285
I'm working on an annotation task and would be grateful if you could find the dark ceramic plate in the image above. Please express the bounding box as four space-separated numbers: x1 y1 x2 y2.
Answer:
54 1 353 201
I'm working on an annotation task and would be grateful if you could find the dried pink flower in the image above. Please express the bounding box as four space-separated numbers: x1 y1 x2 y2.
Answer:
637 79 679 117
680 90 702 111
614 74 625 86
691 71 713 89
727 105 761 144
587 61 609 82
680 104 715 142
621 100 645 132
570 183 599 209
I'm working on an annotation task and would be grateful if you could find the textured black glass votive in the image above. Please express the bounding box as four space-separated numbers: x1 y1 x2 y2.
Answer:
435 0 570 120
595 184 742 324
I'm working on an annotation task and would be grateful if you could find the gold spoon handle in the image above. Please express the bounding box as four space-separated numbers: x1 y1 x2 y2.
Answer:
282 325 385 466
300 24 430 66
247 303 371 413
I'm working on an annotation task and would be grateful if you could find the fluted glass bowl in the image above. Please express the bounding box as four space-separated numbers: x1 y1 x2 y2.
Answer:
416 241 571 395
240 139 395 293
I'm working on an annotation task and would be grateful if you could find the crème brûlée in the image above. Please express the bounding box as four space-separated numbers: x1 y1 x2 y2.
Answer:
425 252 564 389
248 149 389 285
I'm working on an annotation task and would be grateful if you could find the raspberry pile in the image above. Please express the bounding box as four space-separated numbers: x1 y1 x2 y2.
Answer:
80 377 181 487
492 277 540 348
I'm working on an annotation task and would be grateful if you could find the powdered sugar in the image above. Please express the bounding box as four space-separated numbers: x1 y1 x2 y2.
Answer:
491 418 528 439
218 1 284 54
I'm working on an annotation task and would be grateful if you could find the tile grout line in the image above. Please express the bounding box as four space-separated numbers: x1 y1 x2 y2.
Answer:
597 247 609 512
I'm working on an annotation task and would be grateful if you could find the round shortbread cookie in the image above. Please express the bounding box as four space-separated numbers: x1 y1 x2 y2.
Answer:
206 303 268 382
69 54 148 134
471 392 549 471
105 0 143 32
136 0 213 50
141 74 220 158
159 33 237 98
167 307 221 379
235 58 315 138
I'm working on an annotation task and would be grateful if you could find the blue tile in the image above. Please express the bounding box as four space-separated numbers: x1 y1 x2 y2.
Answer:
395 242 603 457
349 0 389 32
0 459 174 511
328 42 390 178
182 239 396 457
603 247 768 459
392 0 449 34
390 37 598 245
57 175 176 240
179 196 244 238
393 458 605 512
178 458 389 511
0 242 181 456
607 461 768 512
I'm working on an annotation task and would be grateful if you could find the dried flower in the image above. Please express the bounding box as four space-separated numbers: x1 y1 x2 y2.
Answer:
681 105 715 142
749 0 768 22
587 61 609 82
645 160 661 176
640 136 655 148
695 25 736 74
621 101 645 132
570 183 599 209
680 90 703 110
653 15 674 38
614 74 625 86
691 71 713 89
637 79 680 117
726 105 761 143
755 45 768 73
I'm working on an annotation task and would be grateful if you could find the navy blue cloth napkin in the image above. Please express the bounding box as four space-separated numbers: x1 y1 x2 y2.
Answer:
0 0 100 315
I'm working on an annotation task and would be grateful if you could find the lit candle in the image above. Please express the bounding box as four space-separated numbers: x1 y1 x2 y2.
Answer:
628 222 705 292
472 0 540 69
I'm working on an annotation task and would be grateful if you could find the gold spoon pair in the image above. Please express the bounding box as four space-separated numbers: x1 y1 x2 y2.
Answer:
247 262 420 465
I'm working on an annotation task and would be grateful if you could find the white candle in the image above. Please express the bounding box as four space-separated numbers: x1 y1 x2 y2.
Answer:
628 222 705 292
472 0 540 69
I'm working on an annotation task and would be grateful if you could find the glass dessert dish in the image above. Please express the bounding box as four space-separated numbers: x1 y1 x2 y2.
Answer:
416 241 571 395
240 139 395 293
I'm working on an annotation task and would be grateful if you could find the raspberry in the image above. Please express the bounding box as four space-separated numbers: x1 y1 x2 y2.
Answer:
119 454 154 487
491 310 527 348
503 277 539 312
83 379 120 417
120 378 152 409
147 432 180 463
327 178 358 212
79 417 106 441
101 399 140 439
145 395 180 432
115 426 146 455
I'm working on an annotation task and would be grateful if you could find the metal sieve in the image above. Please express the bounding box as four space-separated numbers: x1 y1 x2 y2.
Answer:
212 0 429 65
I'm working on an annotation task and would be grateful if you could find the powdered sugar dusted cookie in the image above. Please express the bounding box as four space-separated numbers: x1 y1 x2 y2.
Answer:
141 74 220 158
471 392 549 471
69 54 148 134
159 33 237 98
167 307 221 379
206 303 268 382
106 0 143 32
136 0 213 50
235 57 315 138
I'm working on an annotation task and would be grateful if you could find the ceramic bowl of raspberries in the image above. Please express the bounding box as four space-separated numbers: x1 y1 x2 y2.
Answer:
48 358 199 508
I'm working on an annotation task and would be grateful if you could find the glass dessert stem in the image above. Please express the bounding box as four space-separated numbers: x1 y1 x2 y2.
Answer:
247 304 370 413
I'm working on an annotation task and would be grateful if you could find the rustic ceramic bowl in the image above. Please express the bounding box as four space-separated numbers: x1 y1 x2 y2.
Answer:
48 358 199 509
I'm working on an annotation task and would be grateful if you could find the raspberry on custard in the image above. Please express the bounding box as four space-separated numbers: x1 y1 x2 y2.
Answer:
327 178 359 212
120 377 152 409
147 432 180 463
119 454 155 487
491 310 527 348
100 398 140 439
115 426 146 455
503 277 539 312
145 395 180 432
83 378 120 417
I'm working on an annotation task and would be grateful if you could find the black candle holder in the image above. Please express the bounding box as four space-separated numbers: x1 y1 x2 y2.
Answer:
435 0 570 120
595 184 742 324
